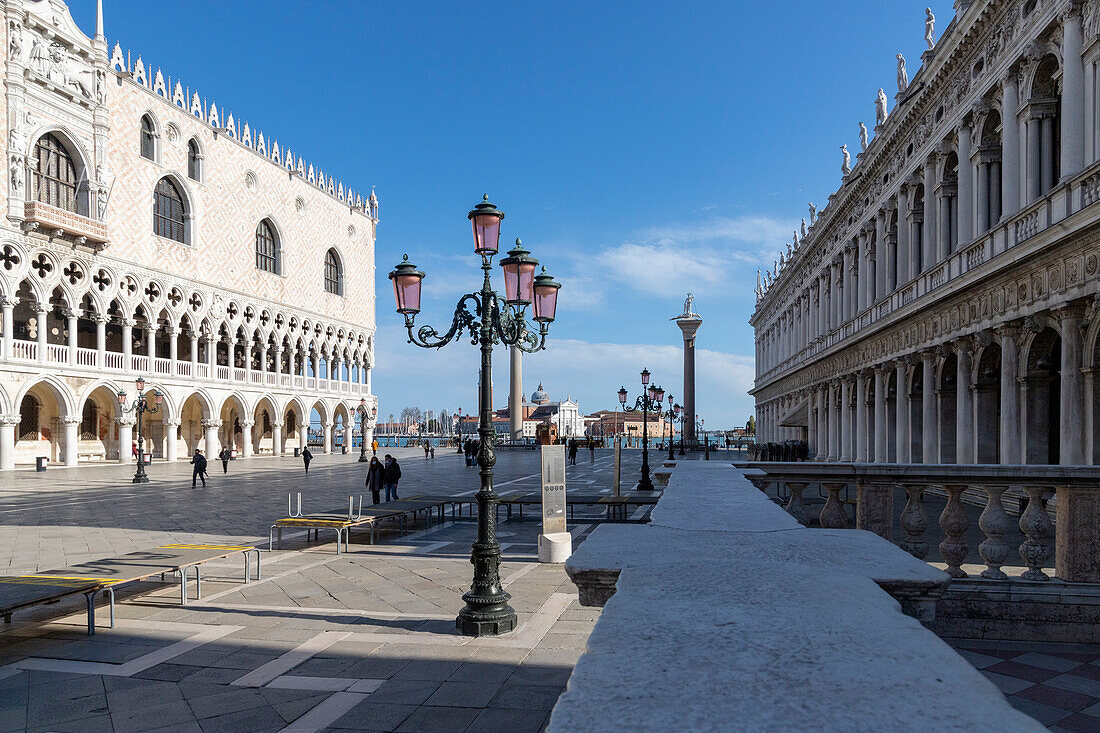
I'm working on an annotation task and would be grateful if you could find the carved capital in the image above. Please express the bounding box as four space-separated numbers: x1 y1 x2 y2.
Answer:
974 329 994 350
115 416 137 427
0 414 19 426
61 416 81 426
200 418 222 429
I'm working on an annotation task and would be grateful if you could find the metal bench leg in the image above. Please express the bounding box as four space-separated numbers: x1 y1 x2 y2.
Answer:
180 569 188 605
105 586 115 628
84 590 97 636
196 566 201 599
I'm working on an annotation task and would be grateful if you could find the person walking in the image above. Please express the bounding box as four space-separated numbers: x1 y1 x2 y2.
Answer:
424 441 430 460
219 446 231 474
365 456 384 505
568 439 578 466
430 445 435 460
383 454 402 501
589 439 595 462
371 438 379 457
302 446 313 474
190 449 207 488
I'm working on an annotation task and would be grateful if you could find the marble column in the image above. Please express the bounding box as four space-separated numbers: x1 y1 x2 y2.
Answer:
895 359 910 463
847 249 859 318
849 374 866 460
921 351 938 464
677 315 702 444
205 335 216 373
817 386 828 460
1002 73 1021 218
1041 114 1055 194
164 418 180 462
1027 115 1042 203
874 212 887 301
323 422 333 454
840 378 853 461
0 415 16 470
65 310 77 365
923 157 938 268
122 321 133 370
1 297 13 359
509 345 523 440
957 121 974 248
95 315 106 369
956 341 975 464
272 421 283 456
827 383 839 461
807 389 818 457
998 325 1021 464
35 308 47 363
145 326 155 365
874 367 888 463
1059 306 1086 465
62 417 79 467
1086 51 1097 164
897 186 910 287
240 420 254 458
166 327 178 375
1063 8 1085 178
117 416 134 464
298 421 309 451
202 418 221 460
188 332 198 375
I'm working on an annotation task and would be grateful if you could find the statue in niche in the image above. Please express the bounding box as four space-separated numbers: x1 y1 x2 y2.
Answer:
925 8 936 50
809 203 817 224
95 69 106 104
875 89 889 127
859 122 869 152
897 54 909 93
841 144 851 176
29 39 48 77
8 21 22 61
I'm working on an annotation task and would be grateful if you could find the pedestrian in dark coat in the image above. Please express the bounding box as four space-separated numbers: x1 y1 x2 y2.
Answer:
383 454 402 501
190 449 207 488
302 446 313 474
219 447 231 473
365 456 384 505
568 440 578 465
589 440 595 461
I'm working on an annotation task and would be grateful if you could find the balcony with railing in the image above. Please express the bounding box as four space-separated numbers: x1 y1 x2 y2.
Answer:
23 200 110 248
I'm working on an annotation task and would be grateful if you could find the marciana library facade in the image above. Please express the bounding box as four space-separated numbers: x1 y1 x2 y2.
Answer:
0 0 379 469
753 0 1100 466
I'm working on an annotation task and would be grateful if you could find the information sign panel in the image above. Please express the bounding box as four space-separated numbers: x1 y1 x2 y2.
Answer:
541 444 567 535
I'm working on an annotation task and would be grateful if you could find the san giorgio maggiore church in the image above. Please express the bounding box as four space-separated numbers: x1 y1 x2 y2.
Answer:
753 0 1100 467
0 0 379 469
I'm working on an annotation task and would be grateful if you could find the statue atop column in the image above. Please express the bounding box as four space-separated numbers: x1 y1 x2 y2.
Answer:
859 122 869 152
875 89 889 128
841 144 851 176
925 8 936 50
897 54 909 93
675 292 699 320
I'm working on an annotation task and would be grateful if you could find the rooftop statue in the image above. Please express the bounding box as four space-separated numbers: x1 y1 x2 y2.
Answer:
841 145 851 176
925 8 936 50
809 203 817 224
875 89 889 127
897 54 909 93
801 218 807 239
859 122 869 152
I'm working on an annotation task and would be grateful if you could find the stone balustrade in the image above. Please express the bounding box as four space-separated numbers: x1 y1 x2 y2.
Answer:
551 461 1041 731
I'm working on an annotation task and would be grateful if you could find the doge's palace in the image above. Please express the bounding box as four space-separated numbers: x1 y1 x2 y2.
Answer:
753 0 1100 467
0 0 378 469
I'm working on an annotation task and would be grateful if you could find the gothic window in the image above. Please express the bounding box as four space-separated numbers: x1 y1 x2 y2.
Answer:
324 249 343 295
153 177 187 243
187 139 202 181
18 396 39 441
256 220 279 274
81 401 97 440
32 134 78 212
140 115 157 161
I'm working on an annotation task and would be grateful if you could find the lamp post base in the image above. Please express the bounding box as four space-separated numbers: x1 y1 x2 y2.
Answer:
358 454 369 462
132 473 149 484
456 598 518 636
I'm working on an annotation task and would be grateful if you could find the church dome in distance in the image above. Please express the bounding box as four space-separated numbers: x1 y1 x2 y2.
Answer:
531 383 549 405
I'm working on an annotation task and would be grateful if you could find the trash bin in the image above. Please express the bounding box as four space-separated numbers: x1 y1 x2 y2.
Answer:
294 447 300 458
35 456 48 472
342 446 348 455
230 449 238 460
143 453 152 465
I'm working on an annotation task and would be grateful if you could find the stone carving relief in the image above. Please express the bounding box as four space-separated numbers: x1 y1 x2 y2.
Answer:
27 37 94 99
8 20 22 61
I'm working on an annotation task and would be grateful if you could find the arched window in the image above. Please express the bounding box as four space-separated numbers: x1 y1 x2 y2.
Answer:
140 115 157 161
153 177 186 243
256 220 279 274
19 395 40 441
324 249 343 295
32 134 78 211
187 139 202 181
80 401 98 440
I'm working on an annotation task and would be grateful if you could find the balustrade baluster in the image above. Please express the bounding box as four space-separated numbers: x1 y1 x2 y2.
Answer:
977 484 1011 579
819 482 848 528
898 483 929 559
856 482 894 540
1019 485 1054 581
938 484 970 578
784 482 810 526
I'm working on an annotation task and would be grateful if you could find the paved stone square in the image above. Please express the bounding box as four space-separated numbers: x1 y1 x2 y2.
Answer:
0 447 649 732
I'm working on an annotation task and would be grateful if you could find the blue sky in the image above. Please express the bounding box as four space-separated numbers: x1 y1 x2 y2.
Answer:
74 0 956 428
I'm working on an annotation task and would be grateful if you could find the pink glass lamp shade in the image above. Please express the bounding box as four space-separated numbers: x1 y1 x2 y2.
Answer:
532 267 561 323
389 255 426 315
499 239 539 305
468 194 505 256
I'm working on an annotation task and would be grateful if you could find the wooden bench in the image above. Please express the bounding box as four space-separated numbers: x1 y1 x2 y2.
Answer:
0 543 259 635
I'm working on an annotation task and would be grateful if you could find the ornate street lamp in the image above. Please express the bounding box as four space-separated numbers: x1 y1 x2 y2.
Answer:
356 399 377 462
117 376 161 484
389 195 560 637
666 393 675 461
618 370 663 491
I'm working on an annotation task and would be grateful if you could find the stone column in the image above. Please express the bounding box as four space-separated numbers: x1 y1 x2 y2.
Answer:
1087 52 1097 164
897 186 910 286
242 340 251 383
895 359 910 463
240 420 254 458
35 307 47 363
272 421 283 456
1058 305 1086 465
117 416 134 464
202 418 221 460
65 310 78 365
1 297 14 359
923 156 938 269
921 351 938 464
205 334 217 373
847 249 859 318
874 212 887 301
957 120 974 248
145 326 155 364
0 415 16 470
299 420 309 451
1002 72 1021 218
164 418 180 462
827 383 839 461
998 325 1021 464
166 326 178 374
874 366 888 463
840 378 853 461
816 386 828 460
855 371 868 462
121 320 133 370
807 389 818 457
956 341 975 464
1063 7 1085 178
62 416 79 467
95 314 107 368
323 422 333 454
260 345 269 381
1026 116 1042 203
676 314 703 444
1041 114 1056 193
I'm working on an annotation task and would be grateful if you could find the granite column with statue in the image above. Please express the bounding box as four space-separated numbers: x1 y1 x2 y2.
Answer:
673 295 702 446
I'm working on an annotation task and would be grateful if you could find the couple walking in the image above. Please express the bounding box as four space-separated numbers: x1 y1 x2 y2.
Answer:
364 454 402 504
